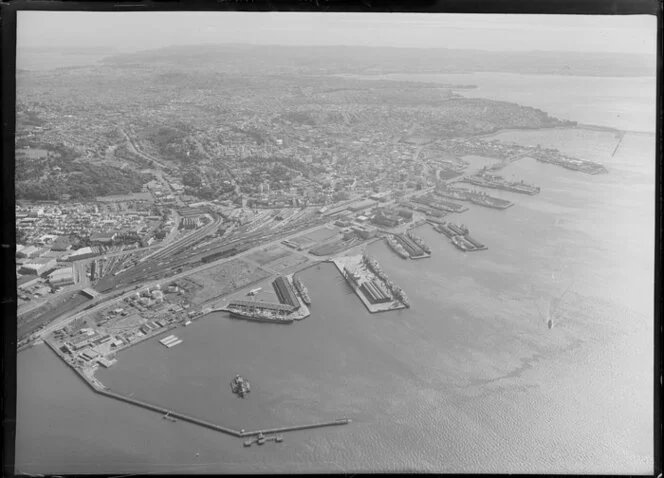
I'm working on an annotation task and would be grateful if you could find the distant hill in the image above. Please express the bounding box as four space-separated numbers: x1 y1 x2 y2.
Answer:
101 44 655 77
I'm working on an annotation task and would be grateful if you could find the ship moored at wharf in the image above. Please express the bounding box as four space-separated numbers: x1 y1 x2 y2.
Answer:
226 300 295 324
467 190 513 209
434 222 487 252
412 194 468 213
461 171 541 195
433 186 472 201
529 150 609 175
405 230 431 254
292 275 312 305
386 235 409 259
392 233 430 259
361 254 410 308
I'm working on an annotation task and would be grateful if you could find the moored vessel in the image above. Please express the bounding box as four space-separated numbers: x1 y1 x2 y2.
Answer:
228 308 294 324
468 190 513 209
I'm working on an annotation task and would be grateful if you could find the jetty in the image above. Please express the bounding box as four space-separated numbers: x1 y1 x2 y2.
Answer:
461 171 540 195
434 222 487 252
44 339 351 439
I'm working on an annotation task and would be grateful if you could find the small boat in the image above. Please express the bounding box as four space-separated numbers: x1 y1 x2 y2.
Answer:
243 440 253 447
275 435 283 443
257 433 265 445
231 374 251 397
163 413 177 422
548 318 554 329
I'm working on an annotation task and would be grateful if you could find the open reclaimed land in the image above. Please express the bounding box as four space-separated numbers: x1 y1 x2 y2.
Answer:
184 258 272 305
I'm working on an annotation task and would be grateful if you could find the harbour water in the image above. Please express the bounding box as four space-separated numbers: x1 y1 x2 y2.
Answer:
15 78 654 473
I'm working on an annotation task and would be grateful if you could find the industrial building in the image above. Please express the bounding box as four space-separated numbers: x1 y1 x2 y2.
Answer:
351 225 376 239
17 274 40 289
47 267 75 287
372 211 401 228
66 246 98 261
347 199 377 212
19 257 57 276
16 245 41 259
272 276 301 309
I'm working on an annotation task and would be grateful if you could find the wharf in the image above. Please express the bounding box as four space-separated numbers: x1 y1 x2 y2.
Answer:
332 257 406 314
433 223 487 252
395 233 430 260
461 175 540 195
44 339 351 439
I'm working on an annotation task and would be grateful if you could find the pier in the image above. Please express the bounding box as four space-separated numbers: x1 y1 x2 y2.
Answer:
44 339 350 440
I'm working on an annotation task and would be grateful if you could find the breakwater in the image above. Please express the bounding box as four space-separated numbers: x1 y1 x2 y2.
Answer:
44 339 350 439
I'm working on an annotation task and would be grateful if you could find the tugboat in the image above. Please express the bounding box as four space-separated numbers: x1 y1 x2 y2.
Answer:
231 374 251 398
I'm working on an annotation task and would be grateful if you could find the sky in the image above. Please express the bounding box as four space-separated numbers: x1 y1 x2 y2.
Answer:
18 12 657 55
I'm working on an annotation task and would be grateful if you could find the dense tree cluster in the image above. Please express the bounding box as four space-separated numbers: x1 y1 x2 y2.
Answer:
17 163 151 200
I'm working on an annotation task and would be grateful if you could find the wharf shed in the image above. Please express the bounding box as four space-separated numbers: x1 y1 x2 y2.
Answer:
272 276 301 309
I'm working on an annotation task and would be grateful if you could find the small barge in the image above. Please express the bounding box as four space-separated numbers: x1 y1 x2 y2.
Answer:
386 235 409 259
231 375 251 398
